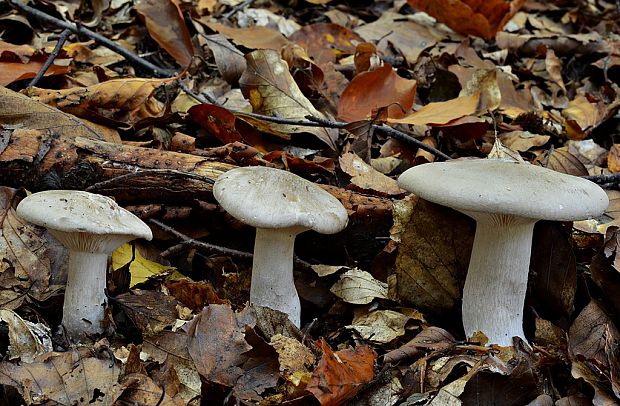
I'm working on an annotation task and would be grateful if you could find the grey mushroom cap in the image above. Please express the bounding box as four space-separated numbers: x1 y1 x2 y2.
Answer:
214 166 348 234
398 159 608 221
17 190 153 240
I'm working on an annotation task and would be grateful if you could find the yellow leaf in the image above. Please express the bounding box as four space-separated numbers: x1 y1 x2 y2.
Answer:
111 243 178 287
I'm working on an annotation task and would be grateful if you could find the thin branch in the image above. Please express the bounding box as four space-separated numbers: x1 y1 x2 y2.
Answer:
149 219 313 270
180 80 452 161
29 28 71 87
222 0 258 19
582 172 620 185
9 0 176 78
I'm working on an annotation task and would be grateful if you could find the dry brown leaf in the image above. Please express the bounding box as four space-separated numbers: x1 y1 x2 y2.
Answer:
270 334 314 386
337 65 417 122
535 147 589 176
203 34 246 85
408 0 526 39
289 22 362 65
347 309 412 343
562 96 604 140
354 12 441 66
460 69 501 113
239 49 337 149
135 0 194 68
0 347 121 405
608 144 620 173
206 22 289 51
117 373 186 406
339 152 403 195
0 40 71 85
500 131 550 152
307 339 377 406
115 290 182 336
0 309 51 363
187 304 256 387
0 187 56 309
389 94 480 126
545 49 566 92
27 78 166 127
330 268 388 304
392 198 475 316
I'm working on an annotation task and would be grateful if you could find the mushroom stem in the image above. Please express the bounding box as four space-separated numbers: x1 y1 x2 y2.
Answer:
63 251 108 338
251 227 301 326
461 214 535 346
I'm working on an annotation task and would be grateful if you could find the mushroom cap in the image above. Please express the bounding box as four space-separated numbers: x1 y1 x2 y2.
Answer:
17 190 152 250
214 166 348 234
398 159 608 221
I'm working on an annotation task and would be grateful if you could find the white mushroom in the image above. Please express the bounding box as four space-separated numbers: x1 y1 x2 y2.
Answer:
397 159 608 346
16 190 152 341
213 166 348 326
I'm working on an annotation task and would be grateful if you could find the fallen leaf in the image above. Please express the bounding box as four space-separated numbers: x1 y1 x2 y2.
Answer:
0 309 52 363
239 49 337 149
389 94 480 126
0 347 121 405
112 243 175 287
562 96 604 140
408 0 526 39
115 289 184 336
608 144 620 173
347 309 412 343
0 187 55 309
500 131 550 152
0 41 70 85
135 0 193 68
330 268 388 304
203 34 246 84
27 78 167 127
535 147 589 176
393 198 475 316
307 339 377 406
270 334 314 385
337 65 417 122
289 23 362 65
354 12 441 65
339 152 403 195
206 22 289 51
187 304 256 386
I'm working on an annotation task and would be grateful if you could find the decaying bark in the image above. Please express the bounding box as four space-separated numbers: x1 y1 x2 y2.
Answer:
0 129 392 219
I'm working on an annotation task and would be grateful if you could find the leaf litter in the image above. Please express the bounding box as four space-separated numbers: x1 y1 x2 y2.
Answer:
0 0 618 404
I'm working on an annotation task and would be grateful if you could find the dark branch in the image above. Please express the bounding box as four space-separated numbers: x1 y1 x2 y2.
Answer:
29 28 71 87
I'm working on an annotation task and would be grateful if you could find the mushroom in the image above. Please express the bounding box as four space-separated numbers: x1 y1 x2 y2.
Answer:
397 159 608 346
16 190 152 340
213 166 348 326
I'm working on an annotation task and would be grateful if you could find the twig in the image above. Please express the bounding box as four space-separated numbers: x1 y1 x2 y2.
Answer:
149 219 313 270
582 172 620 185
29 28 71 87
9 0 176 78
222 0 257 19
180 80 452 161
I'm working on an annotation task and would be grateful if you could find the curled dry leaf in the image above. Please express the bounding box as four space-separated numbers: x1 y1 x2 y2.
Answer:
307 339 377 406
0 309 51 363
562 96 604 140
270 334 315 386
339 152 404 196
134 0 194 68
337 64 417 122
407 0 526 39
203 34 246 85
500 131 550 152
114 290 182 336
330 268 388 304
346 309 412 343
239 49 337 149
27 78 167 127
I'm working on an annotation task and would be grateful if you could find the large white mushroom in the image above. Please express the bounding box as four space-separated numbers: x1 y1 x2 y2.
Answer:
213 166 348 327
398 158 608 346
17 190 152 341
